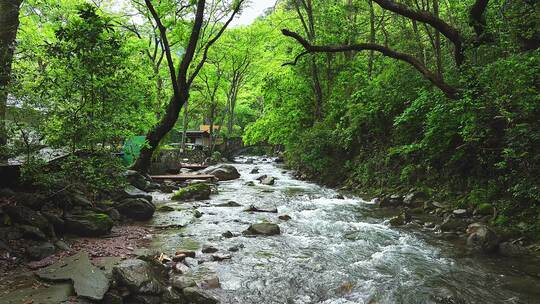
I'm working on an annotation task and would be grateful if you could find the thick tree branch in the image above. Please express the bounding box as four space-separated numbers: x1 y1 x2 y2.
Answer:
281 29 459 99
144 0 180 103
371 0 464 65
469 0 490 41
187 0 245 87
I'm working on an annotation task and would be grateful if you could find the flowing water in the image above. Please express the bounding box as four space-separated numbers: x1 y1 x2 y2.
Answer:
149 157 540 304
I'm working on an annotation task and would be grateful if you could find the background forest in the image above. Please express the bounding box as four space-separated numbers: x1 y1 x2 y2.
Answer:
1 0 539 237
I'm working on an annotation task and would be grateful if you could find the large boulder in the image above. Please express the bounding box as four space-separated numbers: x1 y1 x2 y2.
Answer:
117 198 155 221
113 258 164 295
172 183 211 201
124 170 150 191
183 287 218 304
36 252 110 301
19 224 47 241
259 176 276 186
466 223 499 253
243 223 281 236
64 211 113 237
3 204 50 232
200 164 240 181
118 185 153 202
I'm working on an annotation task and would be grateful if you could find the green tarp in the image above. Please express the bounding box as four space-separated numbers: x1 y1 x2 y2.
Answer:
122 136 146 166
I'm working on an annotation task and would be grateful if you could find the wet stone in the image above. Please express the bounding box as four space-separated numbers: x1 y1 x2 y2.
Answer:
278 215 292 221
36 252 109 301
243 223 281 236
211 253 232 261
201 245 219 253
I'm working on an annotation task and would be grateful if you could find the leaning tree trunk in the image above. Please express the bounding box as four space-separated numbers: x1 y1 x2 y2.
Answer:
0 0 22 158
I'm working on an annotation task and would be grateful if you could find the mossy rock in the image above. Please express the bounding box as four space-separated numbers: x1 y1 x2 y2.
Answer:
172 183 211 201
157 205 175 212
476 203 494 215
65 211 113 237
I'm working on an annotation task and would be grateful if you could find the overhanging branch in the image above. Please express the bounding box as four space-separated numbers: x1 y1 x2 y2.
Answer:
371 0 464 65
281 29 459 100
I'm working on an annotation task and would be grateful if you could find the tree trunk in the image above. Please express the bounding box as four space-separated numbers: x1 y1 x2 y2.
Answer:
368 0 376 79
132 0 206 173
0 0 22 157
181 100 188 150
433 0 444 78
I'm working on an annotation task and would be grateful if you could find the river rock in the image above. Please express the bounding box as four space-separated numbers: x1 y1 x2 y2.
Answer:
174 262 192 274
440 217 467 232
199 276 221 289
250 168 260 174
157 205 175 212
184 257 199 267
27 242 55 260
117 198 155 220
379 195 403 208
113 258 163 295
125 170 151 191
389 211 411 227
212 253 232 262
258 175 276 185
172 183 211 201
453 209 468 217
3 282 73 304
171 276 197 290
19 224 47 241
202 245 218 253
228 244 244 252
64 211 113 236
200 164 240 181
183 287 218 304
161 181 179 193
36 252 109 300
466 223 499 253
43 211 65 233
403 191 428 207
244 205 277 213
3 204 50 232
216 201 241 207
69 193 93 209
244 223 281 236
278 215 292 221
245 181 255 186
119 185 153 202
175 250 196 258
222 231 234 238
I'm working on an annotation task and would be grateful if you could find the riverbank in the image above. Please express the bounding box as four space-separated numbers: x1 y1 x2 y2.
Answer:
2 157 540 303
290 167 540 260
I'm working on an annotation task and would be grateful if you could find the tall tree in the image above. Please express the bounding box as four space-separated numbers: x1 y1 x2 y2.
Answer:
0 0 22 157
132 0 244 172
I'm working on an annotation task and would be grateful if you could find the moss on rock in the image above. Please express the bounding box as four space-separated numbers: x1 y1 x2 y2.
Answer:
172 183 211 201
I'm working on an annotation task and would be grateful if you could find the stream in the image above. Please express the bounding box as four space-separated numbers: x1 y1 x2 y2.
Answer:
148 157 540 304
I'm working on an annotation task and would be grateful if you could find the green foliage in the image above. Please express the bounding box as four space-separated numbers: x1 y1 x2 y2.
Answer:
20 153 126 197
